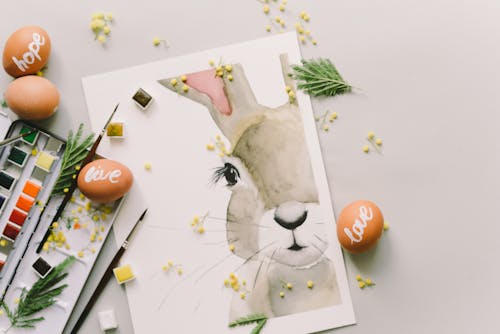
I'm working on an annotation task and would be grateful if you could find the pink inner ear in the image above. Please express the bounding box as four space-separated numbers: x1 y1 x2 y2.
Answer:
185 69 232 116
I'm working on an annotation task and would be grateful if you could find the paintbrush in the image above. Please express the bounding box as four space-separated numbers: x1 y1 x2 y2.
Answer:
35 103 119 253
69 209 147 334
0 129 36 147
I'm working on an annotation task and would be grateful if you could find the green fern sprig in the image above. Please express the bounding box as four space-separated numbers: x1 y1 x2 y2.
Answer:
291 58 352 97
52 124 94 196
1 256 75 330
229 313 268 334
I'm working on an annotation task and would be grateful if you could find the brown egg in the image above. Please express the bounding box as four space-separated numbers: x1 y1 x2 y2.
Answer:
3 26 51 77
4 76 59 120
337 200 384 254
78 159 133 203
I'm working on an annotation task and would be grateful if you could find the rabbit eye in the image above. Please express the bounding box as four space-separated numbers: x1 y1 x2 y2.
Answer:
213 163 240 186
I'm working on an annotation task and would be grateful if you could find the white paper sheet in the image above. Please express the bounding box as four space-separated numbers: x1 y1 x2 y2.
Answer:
82 33 355 334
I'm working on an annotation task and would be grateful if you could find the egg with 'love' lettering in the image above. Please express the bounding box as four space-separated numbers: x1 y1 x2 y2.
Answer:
337 200 384 254
3 26 51 77
77 159 133 203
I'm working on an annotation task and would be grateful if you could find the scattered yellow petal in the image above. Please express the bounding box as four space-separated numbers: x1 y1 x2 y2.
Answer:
275 16 281 23
363 145 370 153
365 278 373 285
323 125 329 132
52 222 59 229
266 25 271 32
312 40 318 45
153 37 161 46
197 226 205 234
279 4 285 11
359 281 366 288
14 298 20 304
0 309 3 316
286 282 293 290
0 240 6 247
367 131 375 140
263 5 270 14
162 265 169 272
181 75 187 82
206 143 215 150
229 244 235 252
144 162 152 170
279 291 285 298
209 59 215 66
63 188 69 193
224 279 230 286
240 292 246 299
225 65 232 72
182 84 189 93
383 221 390 231
356 274 362 281
285 85 292 93
78 251 84 258
170 78 178 86
375 138 383 146
43 242 49 252
227 74 233 81
103 26 111 35
307 280 314 289
97 35 106 44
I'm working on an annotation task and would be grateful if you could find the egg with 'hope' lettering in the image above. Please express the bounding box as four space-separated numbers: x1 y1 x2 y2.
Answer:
2 26 51 77
336 200 384 254
77 159 133 203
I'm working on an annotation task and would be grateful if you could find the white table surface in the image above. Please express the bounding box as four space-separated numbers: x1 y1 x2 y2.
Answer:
1 1 499 333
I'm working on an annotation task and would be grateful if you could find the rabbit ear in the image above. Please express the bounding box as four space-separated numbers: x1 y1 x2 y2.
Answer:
279 53 298 107
158 64 260 145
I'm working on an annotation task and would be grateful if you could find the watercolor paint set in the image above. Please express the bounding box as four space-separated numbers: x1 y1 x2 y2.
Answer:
0 121 65 279
0 121 126 334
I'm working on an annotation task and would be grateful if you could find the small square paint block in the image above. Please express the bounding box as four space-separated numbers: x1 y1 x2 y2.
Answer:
32 257 53 278
107 122 125 139
16 194 34 212
113 264 135 284
23 179 41 198
98 309 118 331
9 208 28 227
0 194 8 212
20 125 39 145
35 151 57 172
132 88 153 110
0 237 13 253
0 171 16 191
3 223 20 241
7 146 29 167
44 137 63 153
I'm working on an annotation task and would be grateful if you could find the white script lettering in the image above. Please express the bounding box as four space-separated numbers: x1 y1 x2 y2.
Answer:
84 166 122 184
11 33 46 72
343 206 374 244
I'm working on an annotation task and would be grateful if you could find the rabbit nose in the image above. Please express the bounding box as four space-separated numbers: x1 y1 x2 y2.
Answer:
274 201 308 230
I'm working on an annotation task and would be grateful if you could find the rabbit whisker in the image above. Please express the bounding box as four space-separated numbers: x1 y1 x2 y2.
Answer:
233 242 276 274
202 238 239 246
252 259 265 290
195 252 235 284
158 266 203 310
265 247 281 277
208 216 271 229
313 234 328 244
310 242 325 256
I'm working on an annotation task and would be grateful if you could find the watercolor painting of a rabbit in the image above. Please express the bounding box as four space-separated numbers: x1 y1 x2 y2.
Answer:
159 54 341 321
